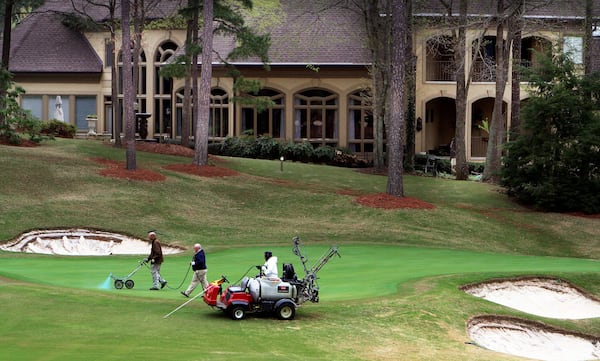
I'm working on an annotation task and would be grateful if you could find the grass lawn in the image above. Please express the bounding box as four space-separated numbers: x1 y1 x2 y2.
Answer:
1 138 599 361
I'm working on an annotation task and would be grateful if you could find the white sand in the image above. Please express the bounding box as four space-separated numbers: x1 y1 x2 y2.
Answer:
468 316 600 361
0 228 184 256
463 278 600 319
463 278 600 360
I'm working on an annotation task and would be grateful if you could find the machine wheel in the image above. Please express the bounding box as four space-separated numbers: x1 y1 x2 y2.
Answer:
230 306 246 320
276 301 296 320
125 280 134 289
114 280 124 289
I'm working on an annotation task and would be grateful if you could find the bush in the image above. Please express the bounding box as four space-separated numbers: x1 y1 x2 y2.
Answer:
502 52 600 214
41 120 77 138
312 145 335 163
0 68 46 145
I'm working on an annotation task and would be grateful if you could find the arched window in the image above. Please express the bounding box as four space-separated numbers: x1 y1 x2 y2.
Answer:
426 36 455 81
154 41 179 136
294 89 338 147
210 88 229 140
175 87 193 138
117 49 147 133
175 87 230 140
241 88 284 138
348 90 374 154
473 36 496 82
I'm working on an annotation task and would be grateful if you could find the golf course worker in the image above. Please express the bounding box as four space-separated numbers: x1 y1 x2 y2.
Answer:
180 243 208 298
145 231 167 290
261 251 278 278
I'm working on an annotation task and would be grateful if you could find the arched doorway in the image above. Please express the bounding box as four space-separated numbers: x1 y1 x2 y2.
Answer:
471 98 507 158
424 97 456 155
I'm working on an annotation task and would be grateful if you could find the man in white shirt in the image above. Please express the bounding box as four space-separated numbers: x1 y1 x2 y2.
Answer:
261 251 278 278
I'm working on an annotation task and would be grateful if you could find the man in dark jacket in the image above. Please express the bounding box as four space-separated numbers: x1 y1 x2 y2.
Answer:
146 231 167 290
181 243 208 297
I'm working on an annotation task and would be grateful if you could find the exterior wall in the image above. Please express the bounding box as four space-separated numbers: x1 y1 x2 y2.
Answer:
14 18 590 160
414 26 569 161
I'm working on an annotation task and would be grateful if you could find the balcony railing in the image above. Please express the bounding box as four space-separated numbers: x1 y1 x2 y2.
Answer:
426 60 456 81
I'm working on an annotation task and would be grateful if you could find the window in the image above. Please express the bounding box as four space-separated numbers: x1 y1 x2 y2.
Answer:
348 90 374 154
473 36 497 82
210 88 229 140
75 96 97 130
294 89 338 147
175 87 193 138
241 88 284 139
426 36 456 81
48 96 70 122
154 41 179 135
117 50 147 95
21 95 43 119
564 36 583 64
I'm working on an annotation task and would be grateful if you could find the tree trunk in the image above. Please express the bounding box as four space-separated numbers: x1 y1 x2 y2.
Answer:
193 0 213 165
404 0 416 170
180 1 194 147
111 30 121 146
0 0 14 128
483 0 509 183
453 0 469 180
2 0 13 69
584 0 593 76
386 0 407 197
122 0 136 170
191 3 199 147
510 11 522 136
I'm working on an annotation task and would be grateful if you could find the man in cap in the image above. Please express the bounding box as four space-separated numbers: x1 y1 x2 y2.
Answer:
261 251 278 278
145 231 167 290
181 243 208 297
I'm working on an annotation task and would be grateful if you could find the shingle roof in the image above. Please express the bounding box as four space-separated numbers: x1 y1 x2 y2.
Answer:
8 11 101 73
413 0 600 19
192 0 371 66
7 0 183 73
6 0 599 73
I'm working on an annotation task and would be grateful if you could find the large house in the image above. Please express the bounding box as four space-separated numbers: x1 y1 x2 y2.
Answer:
4 0 600 161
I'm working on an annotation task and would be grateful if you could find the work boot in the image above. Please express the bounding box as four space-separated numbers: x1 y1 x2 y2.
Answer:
149 286 159 290
161 280 167 289
181 291 189 298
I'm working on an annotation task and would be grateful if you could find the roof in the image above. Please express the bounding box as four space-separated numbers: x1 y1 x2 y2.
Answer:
7 0 183 74
413 0 600 19
181 0 370 67
5 0 599 73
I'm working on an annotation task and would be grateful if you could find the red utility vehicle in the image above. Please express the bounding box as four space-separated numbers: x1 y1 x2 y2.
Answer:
203 236 340 320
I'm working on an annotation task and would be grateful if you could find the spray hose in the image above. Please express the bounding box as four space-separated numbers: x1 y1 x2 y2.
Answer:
142 260 192 290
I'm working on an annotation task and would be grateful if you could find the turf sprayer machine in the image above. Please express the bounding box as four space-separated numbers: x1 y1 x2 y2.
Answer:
203 236 341 320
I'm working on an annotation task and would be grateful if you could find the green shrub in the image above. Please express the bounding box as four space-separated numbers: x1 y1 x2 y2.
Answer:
253 135 280 159
312 145 335 163
502 52 600 214
41 120 77 138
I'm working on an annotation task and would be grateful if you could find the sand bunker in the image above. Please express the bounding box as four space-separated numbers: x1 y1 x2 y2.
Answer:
467 315 600 361
461 276 600 319
463 277 600 360
0 228 184 256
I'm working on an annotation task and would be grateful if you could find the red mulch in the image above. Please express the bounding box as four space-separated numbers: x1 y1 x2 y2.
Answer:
356 193 436 210
91 158 166 182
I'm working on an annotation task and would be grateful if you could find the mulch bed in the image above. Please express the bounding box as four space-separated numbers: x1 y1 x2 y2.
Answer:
356 193 436 210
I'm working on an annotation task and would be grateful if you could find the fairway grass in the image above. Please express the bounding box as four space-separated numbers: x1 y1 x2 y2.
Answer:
1 139 600 360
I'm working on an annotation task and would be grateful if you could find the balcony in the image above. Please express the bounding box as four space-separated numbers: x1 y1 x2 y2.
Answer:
426 60 456 81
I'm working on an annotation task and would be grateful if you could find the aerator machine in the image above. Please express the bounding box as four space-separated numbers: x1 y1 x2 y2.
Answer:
203 236 340 320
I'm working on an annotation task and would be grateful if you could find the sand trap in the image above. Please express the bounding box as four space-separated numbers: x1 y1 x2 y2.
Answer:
0 228 184 256
467 315 600 361
461 276 600 319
